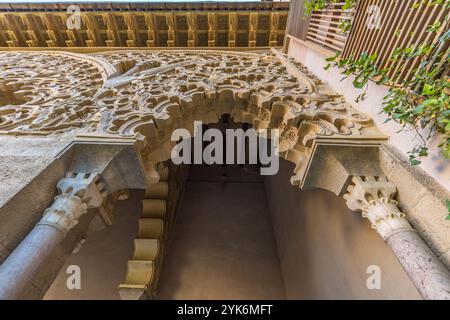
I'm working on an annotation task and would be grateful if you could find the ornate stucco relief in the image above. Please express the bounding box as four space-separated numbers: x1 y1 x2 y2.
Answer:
0 49 386 185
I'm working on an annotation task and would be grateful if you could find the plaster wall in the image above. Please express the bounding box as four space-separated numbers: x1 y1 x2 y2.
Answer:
286 38 450 270
0 137 72 262
264 159 422 299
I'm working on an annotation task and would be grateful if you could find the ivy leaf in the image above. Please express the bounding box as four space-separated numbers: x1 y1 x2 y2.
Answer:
446 199 450 220
445 122 450 131
353 80 365 89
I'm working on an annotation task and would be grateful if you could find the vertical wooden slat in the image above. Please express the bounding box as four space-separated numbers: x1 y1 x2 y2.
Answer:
352 0 377 59
303 1 355 52
365 0 395 56
387 2 430 79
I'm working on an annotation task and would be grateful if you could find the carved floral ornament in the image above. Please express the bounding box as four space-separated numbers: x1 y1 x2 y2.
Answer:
0 50 385 180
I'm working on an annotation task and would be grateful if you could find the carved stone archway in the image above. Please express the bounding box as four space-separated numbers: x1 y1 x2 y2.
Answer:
0 49 448 299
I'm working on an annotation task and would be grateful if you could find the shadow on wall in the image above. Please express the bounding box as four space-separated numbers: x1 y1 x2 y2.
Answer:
264 159 421 300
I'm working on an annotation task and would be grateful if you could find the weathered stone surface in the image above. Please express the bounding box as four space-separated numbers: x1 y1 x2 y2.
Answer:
343 175 450 299
387 163 428 213
0 137 72 208
0 224 66 299
0 49 447 300
441 250 450 269
379 145 450 268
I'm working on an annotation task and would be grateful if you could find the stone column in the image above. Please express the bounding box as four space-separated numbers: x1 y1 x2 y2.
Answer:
0 173 106 300
344 176 450 300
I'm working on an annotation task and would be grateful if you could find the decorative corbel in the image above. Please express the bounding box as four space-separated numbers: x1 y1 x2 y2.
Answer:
38 172 107 233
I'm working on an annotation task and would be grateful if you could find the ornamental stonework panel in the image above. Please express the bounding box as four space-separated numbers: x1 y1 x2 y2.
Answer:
0 49 386 186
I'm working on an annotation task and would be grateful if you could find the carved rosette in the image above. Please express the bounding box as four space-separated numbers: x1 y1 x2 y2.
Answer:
38 172 107 233
343 176 413 240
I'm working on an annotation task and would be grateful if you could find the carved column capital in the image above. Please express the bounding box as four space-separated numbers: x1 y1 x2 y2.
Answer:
38 172 107 233
343 176 413 240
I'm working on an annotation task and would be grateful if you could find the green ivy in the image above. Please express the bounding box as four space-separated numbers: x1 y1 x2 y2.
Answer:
322 1 450 166
447 199 450 220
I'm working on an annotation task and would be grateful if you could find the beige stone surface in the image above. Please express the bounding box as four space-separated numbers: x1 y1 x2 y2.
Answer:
287 38 450 190
379 145 450 267
44 193 143 300
441 250 450 268
0 47 447 299
387 163 429 213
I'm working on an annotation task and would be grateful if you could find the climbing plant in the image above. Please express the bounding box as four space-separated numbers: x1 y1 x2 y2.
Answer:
304 0 358 33
306 0 450 166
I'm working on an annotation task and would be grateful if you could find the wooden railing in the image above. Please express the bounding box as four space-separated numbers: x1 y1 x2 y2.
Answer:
306 2 355 51
342 0 449 85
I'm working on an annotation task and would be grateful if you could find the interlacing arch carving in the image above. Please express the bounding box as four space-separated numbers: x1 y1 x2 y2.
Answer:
0 49 384 183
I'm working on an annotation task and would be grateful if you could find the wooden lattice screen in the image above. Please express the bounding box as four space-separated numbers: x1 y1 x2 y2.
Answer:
306 1 355 51
342 0 449 85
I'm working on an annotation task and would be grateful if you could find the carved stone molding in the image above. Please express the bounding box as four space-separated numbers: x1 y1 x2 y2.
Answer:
0 2 289 48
